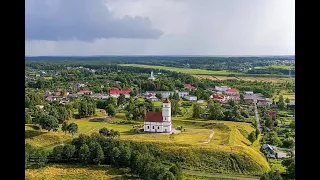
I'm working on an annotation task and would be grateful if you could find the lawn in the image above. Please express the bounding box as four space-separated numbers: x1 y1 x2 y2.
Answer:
121 64 242 76
25 164 131 180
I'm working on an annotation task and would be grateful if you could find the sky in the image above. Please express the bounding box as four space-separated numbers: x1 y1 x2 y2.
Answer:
25 0 295 56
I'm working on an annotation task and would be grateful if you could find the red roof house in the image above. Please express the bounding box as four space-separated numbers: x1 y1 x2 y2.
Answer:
210 94 226 102
267 111 277 119
184 84 196 89
224 88 239 95
109 88 131 95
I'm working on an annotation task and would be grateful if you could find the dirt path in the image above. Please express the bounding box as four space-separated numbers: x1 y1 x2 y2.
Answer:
183 170 260 180
201 130 214 144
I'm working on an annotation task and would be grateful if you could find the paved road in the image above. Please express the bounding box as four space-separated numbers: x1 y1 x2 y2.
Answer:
254 103 262 131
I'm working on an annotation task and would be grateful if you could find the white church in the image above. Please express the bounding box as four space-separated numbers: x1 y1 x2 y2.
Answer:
144 98 172 133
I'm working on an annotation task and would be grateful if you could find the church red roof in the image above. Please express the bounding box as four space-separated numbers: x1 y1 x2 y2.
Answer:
144 112 163 122
163 98 170 103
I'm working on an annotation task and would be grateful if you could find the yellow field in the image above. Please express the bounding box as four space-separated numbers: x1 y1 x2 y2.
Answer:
25 164 128 180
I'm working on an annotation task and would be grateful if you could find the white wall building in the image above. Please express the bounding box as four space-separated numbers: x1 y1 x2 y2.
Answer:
183 95 198 101
144 98 172 133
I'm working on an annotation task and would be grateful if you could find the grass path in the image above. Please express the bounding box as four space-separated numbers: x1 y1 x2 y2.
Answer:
201 130 214 144
183 170 260 180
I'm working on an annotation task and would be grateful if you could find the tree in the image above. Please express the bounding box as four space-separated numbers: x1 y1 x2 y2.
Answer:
25 110 32 124
99 127 109 136
278 95 285 110
228 99 235 107
145 99 155 112
208 103 223 120
106 104 116 117
282 137 295 148
79 144 90 163
52 145 64 161
117 94 126 106
240 93 245 104
285 97 290 104
39 114 59 132
170 99 181 116
155 93 162 100
169 164 182 180
78 101 88 118
62 144 76 159
62 121 68 135
89 142 104 164
269 131 283 146
265 116 273 129
287 160 295 179
192 103 202 118
106 97 117 107
256 129 260 138
67 123 78 137
111 147 121 167
248 131 256 143
158 171 176 180
32 148 48 168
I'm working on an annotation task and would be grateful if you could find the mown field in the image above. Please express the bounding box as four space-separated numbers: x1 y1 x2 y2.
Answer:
193 75 294 83
25 164 131 180
120 64 241 76
26 105 270 176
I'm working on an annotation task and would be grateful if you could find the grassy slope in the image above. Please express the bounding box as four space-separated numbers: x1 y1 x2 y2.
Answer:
25 164 130 180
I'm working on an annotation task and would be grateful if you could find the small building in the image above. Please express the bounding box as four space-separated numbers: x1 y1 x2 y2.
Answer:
145 93 159 101
178 91 189 98
77 90 93 95
215 86 229 92
184 84 196 90
276 152 287 159
45 96 57 102
183 95 197 101
289 100 295 105
267 111 277 120
244 99 255 105
245 91 254 95
224 88 239 96
228 95 240 101
210 94 227 102
257 100 267 108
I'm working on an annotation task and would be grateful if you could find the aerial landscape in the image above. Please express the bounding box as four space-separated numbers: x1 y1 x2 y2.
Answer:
25 0 295 180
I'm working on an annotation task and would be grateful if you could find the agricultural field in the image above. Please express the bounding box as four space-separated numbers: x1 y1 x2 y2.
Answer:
25 164 132 180
193 75 294 83
121 64 241 76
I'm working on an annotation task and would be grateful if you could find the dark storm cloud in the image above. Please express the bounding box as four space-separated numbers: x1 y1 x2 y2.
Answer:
25 0 164 41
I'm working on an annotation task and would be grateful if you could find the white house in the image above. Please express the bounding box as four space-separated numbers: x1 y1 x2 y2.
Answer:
183 95 197 101
245 91 254 95
144 98 172 133
178 91 189 98
276 152 287 159
215 86 229 92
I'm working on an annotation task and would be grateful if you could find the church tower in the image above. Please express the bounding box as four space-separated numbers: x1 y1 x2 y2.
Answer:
162 98 171 122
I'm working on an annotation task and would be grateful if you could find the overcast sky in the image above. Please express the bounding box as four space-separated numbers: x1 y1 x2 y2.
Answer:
25 0 295 56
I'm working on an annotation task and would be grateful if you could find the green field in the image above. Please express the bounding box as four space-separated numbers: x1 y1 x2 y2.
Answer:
121 64 241 76
255 64 294 70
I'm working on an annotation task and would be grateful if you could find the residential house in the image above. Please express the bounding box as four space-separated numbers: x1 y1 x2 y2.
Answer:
77 90 93 95
206 87 215 92
184 84 196 90
245 91 254 95
210 94 227 102
109 88 131 98
262 144 277 154
276 152 287 159
224 88 239 96
215 86 229 92
55 90 61 96
183 95 197 101
45 96 57 102
257 100 267 108
178 91 189 98
145 93 159 101
244 99 255 105
228 95 240 101
289 100 295 105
